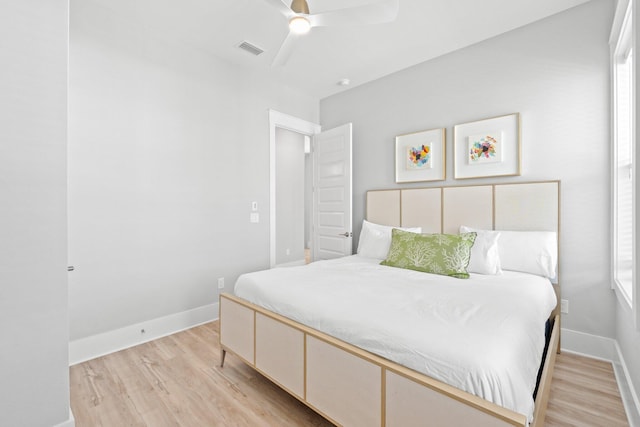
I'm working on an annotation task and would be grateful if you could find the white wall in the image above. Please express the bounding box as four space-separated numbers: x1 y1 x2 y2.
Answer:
321 0 615 338
0 1 71 426
68 0 318 343
275 128 306 265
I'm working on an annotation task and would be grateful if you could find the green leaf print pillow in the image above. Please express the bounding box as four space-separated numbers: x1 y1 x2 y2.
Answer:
380 229 477 279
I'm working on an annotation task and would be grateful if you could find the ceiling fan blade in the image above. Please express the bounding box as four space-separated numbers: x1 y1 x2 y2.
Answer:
272 31 299 67
263 0 294 17
308 0 399 27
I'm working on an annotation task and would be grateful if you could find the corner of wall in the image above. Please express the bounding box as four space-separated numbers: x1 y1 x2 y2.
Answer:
562 328 640 426
53 408 75 427
613 341 640 427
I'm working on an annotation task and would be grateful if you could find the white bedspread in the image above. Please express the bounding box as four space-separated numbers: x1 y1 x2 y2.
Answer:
234 255 557 420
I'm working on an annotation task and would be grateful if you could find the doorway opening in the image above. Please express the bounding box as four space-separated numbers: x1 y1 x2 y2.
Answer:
269 110 353 268
274 127 313 267
269 110 321 268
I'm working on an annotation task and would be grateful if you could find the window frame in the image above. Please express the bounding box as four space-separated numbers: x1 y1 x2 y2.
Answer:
610 0 638 327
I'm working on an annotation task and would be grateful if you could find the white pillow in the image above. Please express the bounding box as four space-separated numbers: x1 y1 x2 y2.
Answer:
357 220 422 260
497 230 558 278
459 226 502 275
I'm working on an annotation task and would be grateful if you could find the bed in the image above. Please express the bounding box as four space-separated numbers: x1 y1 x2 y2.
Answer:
219 181 561 427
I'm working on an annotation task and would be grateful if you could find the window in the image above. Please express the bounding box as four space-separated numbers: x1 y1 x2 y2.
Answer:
612 0 635 306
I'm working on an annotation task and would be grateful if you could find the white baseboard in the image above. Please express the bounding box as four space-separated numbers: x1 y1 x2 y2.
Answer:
69 302 219 366
561 327 640 427
613 341 640 427
53 408 75 427
560 327 617 361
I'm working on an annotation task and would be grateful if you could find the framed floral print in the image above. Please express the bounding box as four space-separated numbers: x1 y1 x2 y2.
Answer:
395 127 446 183
453 113 521 179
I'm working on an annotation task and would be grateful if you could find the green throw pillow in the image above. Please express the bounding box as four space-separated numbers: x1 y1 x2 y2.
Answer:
380 229 477 279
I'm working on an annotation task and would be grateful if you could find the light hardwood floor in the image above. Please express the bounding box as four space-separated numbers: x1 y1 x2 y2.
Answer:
70 321 629 426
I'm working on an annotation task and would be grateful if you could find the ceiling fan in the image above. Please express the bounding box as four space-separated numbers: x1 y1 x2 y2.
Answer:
263 0 400 66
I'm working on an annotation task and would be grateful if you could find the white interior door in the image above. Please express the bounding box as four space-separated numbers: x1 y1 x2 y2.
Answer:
312 123 352 261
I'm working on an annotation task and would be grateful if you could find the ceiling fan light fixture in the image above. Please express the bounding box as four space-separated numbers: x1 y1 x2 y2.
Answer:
289 16 311 34
290 0 309 14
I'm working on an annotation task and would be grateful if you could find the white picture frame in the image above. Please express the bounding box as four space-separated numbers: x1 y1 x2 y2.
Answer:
453 113 521 179
395 128 446 183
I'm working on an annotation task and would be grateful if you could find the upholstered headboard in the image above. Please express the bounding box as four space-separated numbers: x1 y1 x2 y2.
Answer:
366 181 559 234
366 180 561 316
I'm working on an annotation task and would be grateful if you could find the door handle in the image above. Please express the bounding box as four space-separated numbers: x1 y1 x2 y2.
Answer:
338 232 353 237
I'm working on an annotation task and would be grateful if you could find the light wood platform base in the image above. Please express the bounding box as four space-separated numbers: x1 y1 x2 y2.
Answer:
70 321 629 427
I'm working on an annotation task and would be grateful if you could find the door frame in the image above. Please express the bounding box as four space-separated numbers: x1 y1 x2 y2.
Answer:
269 109 321 268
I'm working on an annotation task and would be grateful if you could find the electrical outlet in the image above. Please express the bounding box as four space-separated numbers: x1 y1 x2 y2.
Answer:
561 299 569 314
217 277 225 289
250 212 259 223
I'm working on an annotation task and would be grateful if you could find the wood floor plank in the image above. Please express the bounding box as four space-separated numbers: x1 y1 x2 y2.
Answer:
544 353 629 427
70 322 629 427
70 356 147 426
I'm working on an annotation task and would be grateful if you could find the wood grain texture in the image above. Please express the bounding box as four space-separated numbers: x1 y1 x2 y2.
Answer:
545 353 629 427
70 322 629 427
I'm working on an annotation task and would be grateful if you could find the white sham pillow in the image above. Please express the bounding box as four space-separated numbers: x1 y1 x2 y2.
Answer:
357 220 422 260
459 226 502 275
497 230 558 278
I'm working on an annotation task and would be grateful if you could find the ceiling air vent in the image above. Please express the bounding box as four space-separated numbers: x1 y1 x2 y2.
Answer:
238 41 264 56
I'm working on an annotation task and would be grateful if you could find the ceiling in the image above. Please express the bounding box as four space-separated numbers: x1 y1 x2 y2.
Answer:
90 0 592 99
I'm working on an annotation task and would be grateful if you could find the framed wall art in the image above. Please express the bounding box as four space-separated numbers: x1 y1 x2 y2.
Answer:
453 113 521 179
395 127 445 183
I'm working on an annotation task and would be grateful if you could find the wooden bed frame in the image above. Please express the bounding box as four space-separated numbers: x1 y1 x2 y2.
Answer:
220 181 561 427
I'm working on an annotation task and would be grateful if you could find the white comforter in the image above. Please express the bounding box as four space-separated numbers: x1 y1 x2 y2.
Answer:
234 255 557 420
